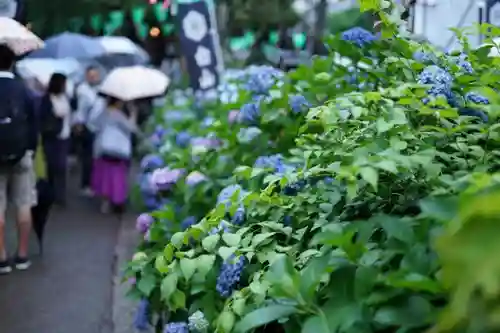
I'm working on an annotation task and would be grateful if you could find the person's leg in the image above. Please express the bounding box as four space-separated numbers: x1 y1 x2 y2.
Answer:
11 153 34 269
80 129 94 194
55 139 70 204
0 174 9 273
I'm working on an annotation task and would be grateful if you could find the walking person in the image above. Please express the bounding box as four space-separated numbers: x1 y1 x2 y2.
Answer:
90 97 138 215
40 73 72 207
0 45 38 274
73 66 101 197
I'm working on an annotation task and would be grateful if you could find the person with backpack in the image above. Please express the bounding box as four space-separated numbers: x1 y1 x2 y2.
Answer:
0 44 38 274
40 73 72 207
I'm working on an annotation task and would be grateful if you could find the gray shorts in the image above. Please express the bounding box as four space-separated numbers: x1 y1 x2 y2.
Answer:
0 152 36 213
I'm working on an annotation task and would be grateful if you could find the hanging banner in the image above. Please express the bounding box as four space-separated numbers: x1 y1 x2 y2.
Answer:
0 0 26 24
487 0 500 26
176 0 222 96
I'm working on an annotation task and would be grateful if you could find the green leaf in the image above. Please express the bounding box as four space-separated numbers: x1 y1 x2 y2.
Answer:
171 289 186 310
359 167 378 190
196 254 216 277
376 118 392 133
234 305 297 332
219 246 237 260
154 255 169 273
302 314 330 333
160 273 178 301
202 234 220 251
232 298 246 315
222 233 241 247
300 254 331 301
265 255 300 297
419 196 458 221
218 310 236 332
180 258 197 281
355 266 378 299
376 215 414 244
171 232 185 248
252 232 276 247
137 274 156 296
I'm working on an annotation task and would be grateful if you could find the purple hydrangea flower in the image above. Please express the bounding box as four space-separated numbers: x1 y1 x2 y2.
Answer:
228 110 239 124
150 167 185 191
185 171 208 186
136 213 154 233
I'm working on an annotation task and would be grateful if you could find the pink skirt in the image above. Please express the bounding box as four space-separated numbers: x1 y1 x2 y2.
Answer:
91 158 129 205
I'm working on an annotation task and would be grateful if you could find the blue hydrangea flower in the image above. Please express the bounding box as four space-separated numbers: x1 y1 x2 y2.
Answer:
254 154 293 174
217 184 246 206
232 207 245 225
341 27 377 47
245 66 283 95
454 53 473 74
133 299 150 331
237 127 262 143
465 92 489 105
413 51 438 64
201 116 215 128
140 154 163 172
209 220 231 235
283 179 307 196
164 322 189 333
289 95 311 114
175 131 191 147
239 102 260 124
283 215 292 226
418 65 454 101
216 256 245 297
181 216 197 231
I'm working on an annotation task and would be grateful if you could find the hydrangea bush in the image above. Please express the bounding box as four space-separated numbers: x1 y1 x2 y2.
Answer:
126 2 500 332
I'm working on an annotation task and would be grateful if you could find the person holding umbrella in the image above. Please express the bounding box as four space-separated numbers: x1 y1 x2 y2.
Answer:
90 66 170 215
89 96 138 215
0 17 43 274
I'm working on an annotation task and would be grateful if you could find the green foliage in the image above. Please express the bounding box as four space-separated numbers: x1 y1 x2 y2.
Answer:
126 1 500 332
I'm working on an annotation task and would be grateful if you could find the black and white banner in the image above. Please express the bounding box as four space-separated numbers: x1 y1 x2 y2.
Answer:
0 0 26 24
176 1 222 96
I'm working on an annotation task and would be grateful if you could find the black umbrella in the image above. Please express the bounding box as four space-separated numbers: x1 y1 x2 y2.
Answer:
31 179 55 254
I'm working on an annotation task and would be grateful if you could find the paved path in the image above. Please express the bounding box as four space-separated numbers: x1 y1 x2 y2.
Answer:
0 174 123 333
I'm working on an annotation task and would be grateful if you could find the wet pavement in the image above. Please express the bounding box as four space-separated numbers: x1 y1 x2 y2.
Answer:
0 175 122 333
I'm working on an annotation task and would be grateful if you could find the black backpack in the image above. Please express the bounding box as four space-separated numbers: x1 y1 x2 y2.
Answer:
0 91 29 166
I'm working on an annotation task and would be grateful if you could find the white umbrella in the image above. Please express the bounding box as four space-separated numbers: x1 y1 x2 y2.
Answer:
97 36 149 62
0 17 44 55
99 66 170 101
16 58 82 82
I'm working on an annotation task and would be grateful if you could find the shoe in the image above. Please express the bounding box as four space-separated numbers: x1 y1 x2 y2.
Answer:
80 188 94 197
14 257 31 271
100 201 110 214
0 260 12 275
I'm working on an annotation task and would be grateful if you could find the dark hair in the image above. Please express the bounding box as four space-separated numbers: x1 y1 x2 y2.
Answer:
106 96 122 106
0 45 15 71
47 73 67 95
86 65 98 73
